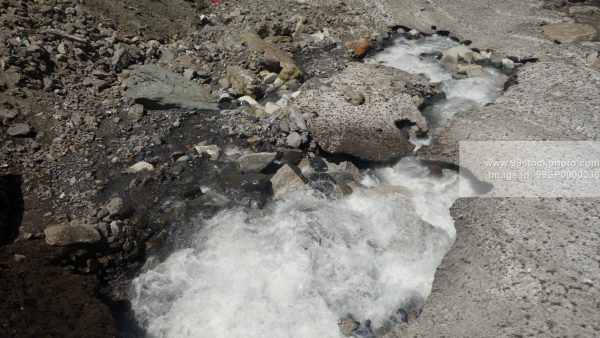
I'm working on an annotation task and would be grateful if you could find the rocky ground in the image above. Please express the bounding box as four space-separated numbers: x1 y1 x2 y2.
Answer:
1 0 600 337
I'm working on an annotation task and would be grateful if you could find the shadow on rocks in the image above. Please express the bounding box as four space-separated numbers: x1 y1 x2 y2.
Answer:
0 174 23 245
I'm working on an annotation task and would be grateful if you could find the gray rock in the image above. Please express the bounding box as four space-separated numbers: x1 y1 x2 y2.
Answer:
125 65 218 111
270 164 312 198
105 197 124 216
542 22 597 43
128 104 145 121
440 46 474 64
237 152 277 173
286 132 302 148
288 107 307 131
44 224 101 246
194 144 220 160
183 69 196 80
294 63 431 161
7 123 31 136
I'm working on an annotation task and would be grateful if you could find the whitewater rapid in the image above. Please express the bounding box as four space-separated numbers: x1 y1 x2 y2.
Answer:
130 34 501 337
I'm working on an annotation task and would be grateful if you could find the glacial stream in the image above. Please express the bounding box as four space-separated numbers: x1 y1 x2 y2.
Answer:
130 34 502 337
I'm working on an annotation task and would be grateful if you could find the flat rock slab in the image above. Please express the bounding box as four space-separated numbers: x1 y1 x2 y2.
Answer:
7 123 31 136
295 62 433 161
237 152 277 173
542 22 597 43
44 225 101 246
125 64 219 111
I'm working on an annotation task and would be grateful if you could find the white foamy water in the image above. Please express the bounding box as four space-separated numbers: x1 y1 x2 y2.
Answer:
375 35 501 127
130 35 501 338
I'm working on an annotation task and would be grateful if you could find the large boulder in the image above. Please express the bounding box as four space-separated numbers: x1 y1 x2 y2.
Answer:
124 64 219 111
295 63 434 161
44 223 101 246
542 22 597 43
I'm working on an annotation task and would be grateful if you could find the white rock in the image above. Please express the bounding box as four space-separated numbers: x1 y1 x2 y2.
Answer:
265 102 281 114
286 132 302 148
238 95 258 106
127 161 154 173
195 144 220 160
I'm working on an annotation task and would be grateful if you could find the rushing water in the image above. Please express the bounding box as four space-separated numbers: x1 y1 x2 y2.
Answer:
130 34 502 337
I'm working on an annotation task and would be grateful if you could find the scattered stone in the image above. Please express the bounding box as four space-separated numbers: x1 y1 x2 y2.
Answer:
263 72 278 85
542 23 597 43
227 66 259 96
14 254 26 262
44 223 101 246
127 161 155 173
183 69 196 80
105 197 124 216
237 152 277 173
7 123 31 136
240 32 303 80
286 132 302 148
239 95 259 106
125 65 219 110
128 104 145 121
265 102 281 115
345 38 373 58
270 164 312 198
195 144 220 160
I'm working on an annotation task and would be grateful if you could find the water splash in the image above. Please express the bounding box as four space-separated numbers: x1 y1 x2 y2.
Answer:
130 34 501 337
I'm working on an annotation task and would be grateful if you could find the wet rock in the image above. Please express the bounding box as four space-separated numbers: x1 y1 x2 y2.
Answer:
354 185 415 211
456 64 490 78
124 65 219 111
127 161 155 173
270 164 311 198
7 123 31 136
338 161 363 182
440 46 473 64
237 152 277 173
286 132 302 148
44 223 101 246
339 318 360 336
295 63 431 161
345 38 373 58
542 23 597 43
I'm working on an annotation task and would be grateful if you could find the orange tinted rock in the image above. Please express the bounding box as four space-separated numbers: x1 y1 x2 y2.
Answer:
345 38 372 58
